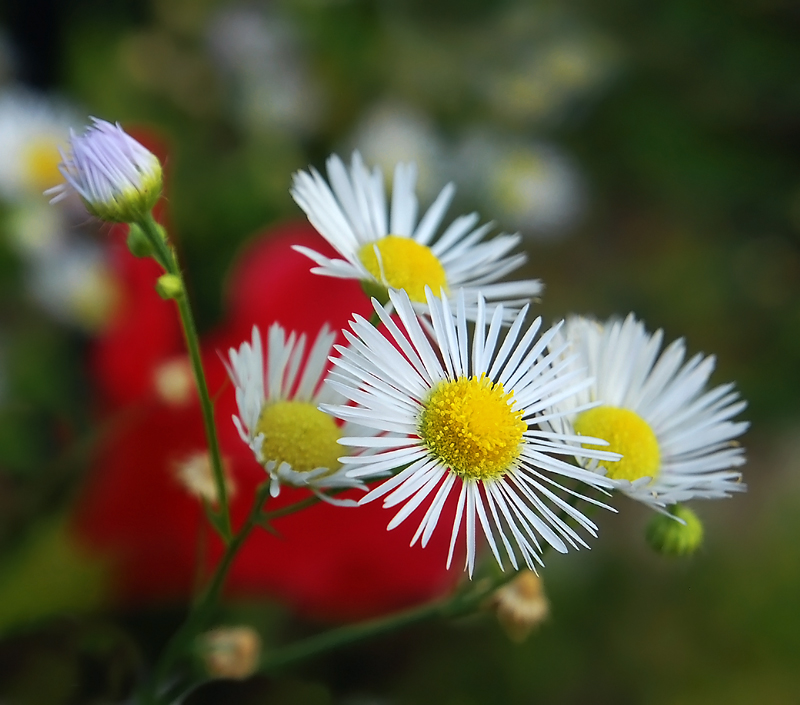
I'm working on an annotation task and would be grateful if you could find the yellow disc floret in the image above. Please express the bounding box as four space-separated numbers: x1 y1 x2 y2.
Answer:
24 139 64 191
419 375 526 481
358 235 448 304
255 400 342 474
573 406 661 482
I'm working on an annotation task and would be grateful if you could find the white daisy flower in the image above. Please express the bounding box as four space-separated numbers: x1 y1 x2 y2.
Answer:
207 6 324 136
323 288 618 576
452 131 585 239
290 151 543 322
347 101 445 201
225 323 370 502
549 314 748 509
0 87 77 202
46 117 162 223
28 238 119 332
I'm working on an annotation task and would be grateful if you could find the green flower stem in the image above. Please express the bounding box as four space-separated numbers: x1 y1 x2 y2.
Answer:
137 213 232 541
257 484 598 674
257 488 360 527
260 494 321 523
260 570 519 674
259 487 357 524
145 482 273 704
172 289 232 539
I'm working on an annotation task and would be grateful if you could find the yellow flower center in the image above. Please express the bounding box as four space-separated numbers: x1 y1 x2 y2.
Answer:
24 139 63 191
573 406 661 482
69 263 121 332
490 153 547 214
358 235 448 304
255 401 342 474
419 375 526 481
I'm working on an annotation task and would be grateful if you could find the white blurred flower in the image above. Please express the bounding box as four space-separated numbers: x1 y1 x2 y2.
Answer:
471 7 619 127
347 102 446 201
452 132 585 239
5 201 65 259
480 41 617 126
0 87 77 202
28 240 120 332
153 356 195 406
174 451 235 505
207 5 324 135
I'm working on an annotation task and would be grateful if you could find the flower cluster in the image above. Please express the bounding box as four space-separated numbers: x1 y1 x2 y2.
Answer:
54 122 748 622
73 220 462 620
277 151 747 572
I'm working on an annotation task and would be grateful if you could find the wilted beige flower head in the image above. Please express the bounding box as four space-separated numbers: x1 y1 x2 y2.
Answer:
173 451 235 505
492 570 549 642
198 626 261 680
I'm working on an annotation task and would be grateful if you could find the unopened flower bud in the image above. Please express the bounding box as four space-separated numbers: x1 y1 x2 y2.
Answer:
198 626 261 680
156 273 183 300
126 223 154 258
173 451 235 505
646 504 704 556
45 117 163 223
491 570 549 642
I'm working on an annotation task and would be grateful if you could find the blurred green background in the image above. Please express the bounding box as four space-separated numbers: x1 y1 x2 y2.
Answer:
0 0 798 702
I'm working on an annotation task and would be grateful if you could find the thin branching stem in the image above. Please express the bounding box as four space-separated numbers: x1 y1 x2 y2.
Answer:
138 213 232 541
143 483 273 704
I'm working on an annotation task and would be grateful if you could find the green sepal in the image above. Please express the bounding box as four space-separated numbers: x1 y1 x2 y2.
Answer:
360 278 391 308
126 223 154 258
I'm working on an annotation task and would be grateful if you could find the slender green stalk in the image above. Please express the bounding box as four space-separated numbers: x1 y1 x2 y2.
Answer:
257 485 599 674
138 213 232 541
260 494 321 523
262 600 446 673
143 483 273 704
258 487 360 525
172 290 232 539
260 569 519 674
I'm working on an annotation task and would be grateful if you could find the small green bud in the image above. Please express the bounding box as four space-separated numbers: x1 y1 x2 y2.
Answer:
646 504 704 556
156 273 183 300
126 224 154 258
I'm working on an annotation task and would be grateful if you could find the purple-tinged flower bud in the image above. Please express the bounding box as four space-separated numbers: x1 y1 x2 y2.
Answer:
46 118 162 223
